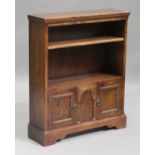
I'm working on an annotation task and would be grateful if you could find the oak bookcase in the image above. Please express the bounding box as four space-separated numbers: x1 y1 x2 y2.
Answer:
28 9 130 146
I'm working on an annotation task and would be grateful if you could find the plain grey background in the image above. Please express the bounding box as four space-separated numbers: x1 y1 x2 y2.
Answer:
15 0 140 154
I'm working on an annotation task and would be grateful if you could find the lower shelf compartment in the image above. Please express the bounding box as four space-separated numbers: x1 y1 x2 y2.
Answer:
48 73 123 90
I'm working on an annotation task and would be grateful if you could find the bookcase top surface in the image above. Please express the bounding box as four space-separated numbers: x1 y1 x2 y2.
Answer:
28 9 130 23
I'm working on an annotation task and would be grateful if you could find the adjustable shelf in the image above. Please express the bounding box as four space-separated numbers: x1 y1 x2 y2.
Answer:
48 36 124 50
28 9 130 146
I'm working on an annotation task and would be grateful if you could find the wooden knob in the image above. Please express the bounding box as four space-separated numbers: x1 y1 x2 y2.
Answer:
73 104 78 111
96 99 101 106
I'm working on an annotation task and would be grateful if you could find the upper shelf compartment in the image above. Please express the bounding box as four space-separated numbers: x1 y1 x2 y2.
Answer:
48 20 125 50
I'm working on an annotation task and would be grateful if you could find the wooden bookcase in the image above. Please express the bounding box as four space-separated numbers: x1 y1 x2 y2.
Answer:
28 9 130 146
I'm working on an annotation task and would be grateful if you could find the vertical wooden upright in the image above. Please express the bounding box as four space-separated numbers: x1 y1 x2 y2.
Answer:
29 19 48 129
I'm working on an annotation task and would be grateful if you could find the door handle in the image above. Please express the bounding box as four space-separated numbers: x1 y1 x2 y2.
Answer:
73 103 78 111
96 99 101 106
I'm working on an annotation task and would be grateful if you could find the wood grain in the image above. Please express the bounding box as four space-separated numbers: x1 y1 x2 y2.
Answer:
48 36 124 50
28 9 130 26
28 114 127 146
28 9 130 146
48 73 123 90
29 20 48 130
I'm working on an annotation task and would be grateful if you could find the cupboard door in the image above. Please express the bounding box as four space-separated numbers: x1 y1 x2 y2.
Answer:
96 80 123 119
48 88 77 129
78 85 96 122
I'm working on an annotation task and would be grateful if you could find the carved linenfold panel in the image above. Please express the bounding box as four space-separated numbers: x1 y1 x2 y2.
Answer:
79 89 95 122
48 90 76 128
52 92 73 123
100 84 119 114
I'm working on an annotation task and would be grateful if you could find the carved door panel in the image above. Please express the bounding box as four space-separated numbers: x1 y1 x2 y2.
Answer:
48 88 77 129
96 79 123 119
78 84 96 122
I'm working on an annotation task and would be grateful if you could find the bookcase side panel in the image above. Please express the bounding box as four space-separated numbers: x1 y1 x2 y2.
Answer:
123 18 129 77
29 19 48 130
121 18 129 115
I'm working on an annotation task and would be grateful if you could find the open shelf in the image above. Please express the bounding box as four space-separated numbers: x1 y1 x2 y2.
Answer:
47 17 126 89
48 73 123 90
48 43 124 81
48 20 125 50
48 36 124 50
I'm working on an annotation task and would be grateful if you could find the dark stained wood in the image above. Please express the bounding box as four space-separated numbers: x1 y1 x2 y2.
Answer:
96 79 124 119
48 36 124 50
48 20 125 42
104 42 125 75
28 114 126 146
28 9 130 26
29 19 48 130
48 73 123 90
48 88 77 129
28 9 130 146
78 84 96 122
48 43 125 80
48 45 106 79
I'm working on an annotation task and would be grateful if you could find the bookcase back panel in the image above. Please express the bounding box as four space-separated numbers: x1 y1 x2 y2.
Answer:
104 42 124 76
48 42 124 80
48 44 106 79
